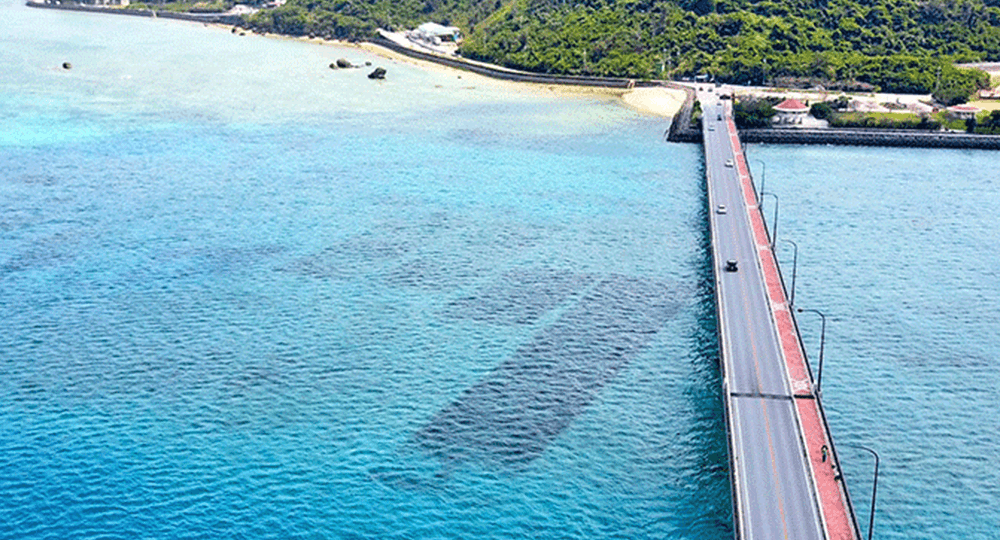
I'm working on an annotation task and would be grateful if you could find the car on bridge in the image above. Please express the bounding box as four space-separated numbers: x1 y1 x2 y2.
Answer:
725 159 734 168
716 204 727 214
725 259 738 272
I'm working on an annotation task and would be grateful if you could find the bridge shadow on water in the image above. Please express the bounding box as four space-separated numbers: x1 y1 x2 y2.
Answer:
366 156 733 537
414 272 683 470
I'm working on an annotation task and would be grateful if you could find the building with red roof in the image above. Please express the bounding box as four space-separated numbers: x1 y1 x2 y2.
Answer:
947 104 980 120
773 98 810 125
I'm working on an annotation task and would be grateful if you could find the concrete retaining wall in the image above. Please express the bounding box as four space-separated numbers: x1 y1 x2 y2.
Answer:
740 127 1000 149
372 35 663 89
664 87 699 143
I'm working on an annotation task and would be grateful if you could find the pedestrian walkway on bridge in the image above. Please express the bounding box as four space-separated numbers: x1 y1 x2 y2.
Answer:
699 87 861 540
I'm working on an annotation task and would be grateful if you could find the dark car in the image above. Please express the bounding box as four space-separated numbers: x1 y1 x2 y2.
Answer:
725 260 738 272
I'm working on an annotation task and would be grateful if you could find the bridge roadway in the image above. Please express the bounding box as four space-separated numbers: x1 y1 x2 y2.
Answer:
701 93 844 540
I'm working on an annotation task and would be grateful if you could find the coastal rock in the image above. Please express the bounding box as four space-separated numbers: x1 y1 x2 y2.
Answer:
368 67 386 80
62 62 72 70
365 61 371 66
329 62 337 70
335 58 352 69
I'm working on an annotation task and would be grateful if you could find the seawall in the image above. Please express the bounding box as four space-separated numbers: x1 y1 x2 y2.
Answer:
665 118 1000 149
664 87 699 143
741 127 1000 149
371 35 661 89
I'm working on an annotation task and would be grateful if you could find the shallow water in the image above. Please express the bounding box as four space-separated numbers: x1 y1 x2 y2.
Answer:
1 3 730 539
746 144 1000 540
2 1 998 539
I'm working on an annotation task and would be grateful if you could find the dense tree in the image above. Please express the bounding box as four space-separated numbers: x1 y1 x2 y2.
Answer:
733 98 776 127
984 109 1000 127
210 0 998 100
810 101 833 119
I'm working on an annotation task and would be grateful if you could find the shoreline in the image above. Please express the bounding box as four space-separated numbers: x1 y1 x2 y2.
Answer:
279 32 689 118
38 0 995 148
365 33 688 117
24 0 687 119
361 40 687 118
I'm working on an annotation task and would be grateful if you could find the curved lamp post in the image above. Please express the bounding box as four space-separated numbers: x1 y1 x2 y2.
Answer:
842 444 880 540
782 239 798 308
753 159 766 205
796 307 826 393
761 191 779 250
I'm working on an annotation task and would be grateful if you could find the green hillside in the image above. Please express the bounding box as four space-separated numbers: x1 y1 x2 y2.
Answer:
234 0 997 102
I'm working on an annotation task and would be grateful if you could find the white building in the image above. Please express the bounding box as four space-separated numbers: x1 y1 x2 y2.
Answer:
413 22 461 44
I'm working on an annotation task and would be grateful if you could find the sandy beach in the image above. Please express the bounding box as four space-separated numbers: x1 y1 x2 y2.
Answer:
28 3 687 119
619 87 688 118
359 40 687 117
213 24 687 118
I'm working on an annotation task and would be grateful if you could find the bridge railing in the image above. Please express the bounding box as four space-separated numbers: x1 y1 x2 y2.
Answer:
740 141 865 540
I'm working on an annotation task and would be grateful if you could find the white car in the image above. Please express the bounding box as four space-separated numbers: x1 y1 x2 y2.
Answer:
716 204 727 214
725 159 734 168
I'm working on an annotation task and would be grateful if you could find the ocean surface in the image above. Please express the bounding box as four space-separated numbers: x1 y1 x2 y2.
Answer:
1 1 997 539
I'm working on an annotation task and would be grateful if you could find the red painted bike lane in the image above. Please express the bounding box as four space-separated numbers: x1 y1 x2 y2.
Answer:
726 118 858 540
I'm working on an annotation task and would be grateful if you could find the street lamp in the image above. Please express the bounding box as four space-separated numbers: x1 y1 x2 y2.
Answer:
782 239 798 308
842 444 880 540
753 159 766 204
761 191 778 250
796 307 825 393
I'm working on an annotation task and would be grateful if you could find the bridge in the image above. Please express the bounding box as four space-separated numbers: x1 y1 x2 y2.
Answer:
700 87 862 540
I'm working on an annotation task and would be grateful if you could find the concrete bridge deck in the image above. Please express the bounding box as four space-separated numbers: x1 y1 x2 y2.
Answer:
700 88 861 540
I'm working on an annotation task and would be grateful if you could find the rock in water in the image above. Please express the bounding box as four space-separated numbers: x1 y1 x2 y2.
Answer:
62 62 72 70
329 62 338 69
368 67 386 80
335 58 352 68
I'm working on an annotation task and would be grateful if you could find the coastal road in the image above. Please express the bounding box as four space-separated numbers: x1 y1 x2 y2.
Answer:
700 88 826 540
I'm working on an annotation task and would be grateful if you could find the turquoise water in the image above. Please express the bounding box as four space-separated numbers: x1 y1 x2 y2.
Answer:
2 1 998 539
748 144 1000 540
1 2 731 539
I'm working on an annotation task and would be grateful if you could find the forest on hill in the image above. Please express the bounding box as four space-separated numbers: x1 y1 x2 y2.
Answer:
212 0 999 102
